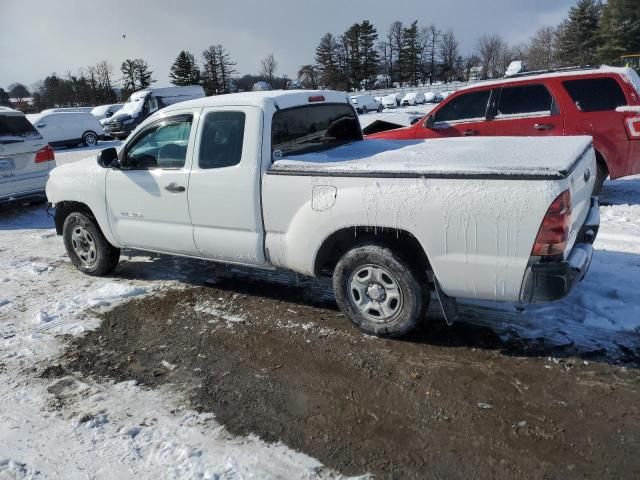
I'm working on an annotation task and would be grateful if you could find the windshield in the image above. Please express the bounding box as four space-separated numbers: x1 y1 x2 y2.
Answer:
0 114 42 143
271 103 362 158
121 91 149 116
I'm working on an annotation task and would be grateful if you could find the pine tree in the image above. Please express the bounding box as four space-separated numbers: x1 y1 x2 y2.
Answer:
134 59 154 89
359 20 379 90
0 88 10 107
598 0 640 64
315 33 342 89
169 51 200 86
555 0 603 66
401 21 421 86
202 45 237 95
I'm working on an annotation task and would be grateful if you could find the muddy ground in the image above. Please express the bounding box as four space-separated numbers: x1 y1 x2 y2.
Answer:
50 265 640 479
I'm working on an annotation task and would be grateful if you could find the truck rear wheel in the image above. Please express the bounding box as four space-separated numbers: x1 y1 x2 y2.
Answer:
62 212 120 276
333 244 429 337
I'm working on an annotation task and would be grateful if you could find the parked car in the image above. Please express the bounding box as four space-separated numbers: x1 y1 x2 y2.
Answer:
1 106 55 205
381 94 399 109
46 90 599 338
27 112 104 148
424 92 444 103
102 86 205 140
369 66 640 191
351 94 383 113
91 104 124 121
401 92 426 106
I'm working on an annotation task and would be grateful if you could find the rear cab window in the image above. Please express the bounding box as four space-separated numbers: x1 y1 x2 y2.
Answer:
271 103 362 159
563 77 628 112
433 90 491 123
0 114 42 144
496 84 558 117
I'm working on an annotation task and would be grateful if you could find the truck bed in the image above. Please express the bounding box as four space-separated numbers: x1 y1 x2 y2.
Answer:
270 137 593 179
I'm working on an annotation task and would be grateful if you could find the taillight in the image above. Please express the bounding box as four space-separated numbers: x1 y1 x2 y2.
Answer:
625 116 640 139
35 144 55 163
531 190 572 257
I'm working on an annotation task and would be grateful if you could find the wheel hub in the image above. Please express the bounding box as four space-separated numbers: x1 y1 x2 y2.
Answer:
367 283 386 302
348 265 404 323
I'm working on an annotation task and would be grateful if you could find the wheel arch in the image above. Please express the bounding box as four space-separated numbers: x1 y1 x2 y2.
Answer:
54 201 97 235
314 226 432 281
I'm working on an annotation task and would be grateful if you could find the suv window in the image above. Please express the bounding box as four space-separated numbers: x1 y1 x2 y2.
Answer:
0 114 42 143
272 103 362 158
563 77 628 112
434 90 491 123
199 111 246 169
125 115 192 169
497 84 556 116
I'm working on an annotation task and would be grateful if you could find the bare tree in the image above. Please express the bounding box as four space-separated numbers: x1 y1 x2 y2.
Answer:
477 34 509 79
297 64 319 89
526 26 558 70
261 53 278 84
439 29 460 83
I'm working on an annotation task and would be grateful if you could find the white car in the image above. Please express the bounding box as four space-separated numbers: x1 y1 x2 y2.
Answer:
27 112 104 147
350 94 383 113
381 94 399 109
46 90 599 338
401 92 426 106
91 104 124 121
0 106 55 205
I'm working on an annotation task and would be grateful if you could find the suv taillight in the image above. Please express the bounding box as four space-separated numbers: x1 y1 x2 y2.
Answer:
35 145 55 163
625 116 640 139
532 190 572 257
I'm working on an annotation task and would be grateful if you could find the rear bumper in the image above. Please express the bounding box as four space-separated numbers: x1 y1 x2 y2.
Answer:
520 197 600 303
0 189 46 205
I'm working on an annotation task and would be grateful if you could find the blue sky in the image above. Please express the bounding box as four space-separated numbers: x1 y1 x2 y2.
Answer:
0 0 576 90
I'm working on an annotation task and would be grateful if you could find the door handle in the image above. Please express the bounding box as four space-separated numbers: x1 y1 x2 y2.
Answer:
534 123 554 131
164 183 185 193
463 129 478 136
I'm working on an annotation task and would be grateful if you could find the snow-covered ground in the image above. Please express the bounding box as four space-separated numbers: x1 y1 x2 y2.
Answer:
1 142 640 478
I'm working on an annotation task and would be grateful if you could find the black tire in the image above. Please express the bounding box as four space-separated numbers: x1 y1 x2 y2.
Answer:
62 212 120 276
333 244 429 337
362 105 368 114
82 131 99 147
593 161 607 195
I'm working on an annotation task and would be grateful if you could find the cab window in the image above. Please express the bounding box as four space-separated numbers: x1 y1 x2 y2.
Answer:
124 115 192 169
434 90 491 123
198 111 246 169
496 84 557 117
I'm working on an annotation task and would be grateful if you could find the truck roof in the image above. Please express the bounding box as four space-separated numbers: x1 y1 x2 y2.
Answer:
164 90 352 113
457 66 640 93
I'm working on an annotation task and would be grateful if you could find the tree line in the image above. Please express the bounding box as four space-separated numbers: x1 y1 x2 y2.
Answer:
2 0 638 112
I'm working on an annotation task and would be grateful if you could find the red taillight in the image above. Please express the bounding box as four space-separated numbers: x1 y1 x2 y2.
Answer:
531 190 572 257
35 145 55 163
308 95 325 103
625 116 640 139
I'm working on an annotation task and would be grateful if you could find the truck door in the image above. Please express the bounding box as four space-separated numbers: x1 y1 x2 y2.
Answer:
187 106 266 265
105 111 199 255
490 83 563 137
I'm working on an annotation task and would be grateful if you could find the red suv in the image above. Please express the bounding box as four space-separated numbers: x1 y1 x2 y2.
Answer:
368 67 640 191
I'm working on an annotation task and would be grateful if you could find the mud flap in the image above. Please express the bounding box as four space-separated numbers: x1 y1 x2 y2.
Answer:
433 278 458 326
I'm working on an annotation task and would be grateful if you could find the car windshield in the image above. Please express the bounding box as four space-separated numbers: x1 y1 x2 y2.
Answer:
0 114 42 143
272 103 362 158
121 92 149 115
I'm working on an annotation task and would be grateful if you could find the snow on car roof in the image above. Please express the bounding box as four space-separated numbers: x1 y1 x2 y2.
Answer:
165 90 351 113
271 136 593 178
457 66 640 93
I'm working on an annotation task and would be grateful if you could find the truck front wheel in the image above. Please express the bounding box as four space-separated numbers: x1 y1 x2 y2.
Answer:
333 244 429 337
62 212 120 276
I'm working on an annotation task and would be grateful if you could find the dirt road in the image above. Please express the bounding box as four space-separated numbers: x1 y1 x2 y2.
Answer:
51 267 640 479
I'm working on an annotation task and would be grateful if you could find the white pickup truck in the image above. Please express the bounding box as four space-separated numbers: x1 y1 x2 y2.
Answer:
46 90 600 337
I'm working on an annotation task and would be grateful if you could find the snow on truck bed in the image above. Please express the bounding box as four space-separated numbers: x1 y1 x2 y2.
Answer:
271 136 593 178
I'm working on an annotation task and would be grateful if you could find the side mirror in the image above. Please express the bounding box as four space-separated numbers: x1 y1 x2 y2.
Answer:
410 117 421 126
97 147 119 168
106 111 114 118
425 115 435 128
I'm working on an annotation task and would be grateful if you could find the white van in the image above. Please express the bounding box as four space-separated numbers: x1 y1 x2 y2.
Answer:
350 94 383 114
103 86 205 140
27 112 104 147
0 106 55 205
91 104 124 121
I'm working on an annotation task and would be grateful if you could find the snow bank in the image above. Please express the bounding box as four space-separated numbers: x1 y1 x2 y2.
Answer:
272 136 592 177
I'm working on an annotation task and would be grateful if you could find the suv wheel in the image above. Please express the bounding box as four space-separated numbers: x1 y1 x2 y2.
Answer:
594 161 607 195
63 212 120 276
82 131 98 147
362 105 368 114
333 244 429 337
